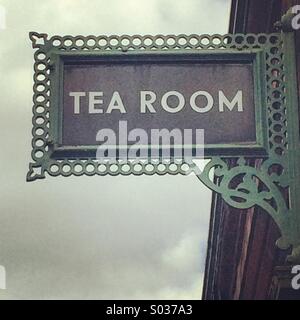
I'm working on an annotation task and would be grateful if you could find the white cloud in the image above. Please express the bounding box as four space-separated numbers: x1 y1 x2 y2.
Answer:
162 231 207 273
0 0 230 299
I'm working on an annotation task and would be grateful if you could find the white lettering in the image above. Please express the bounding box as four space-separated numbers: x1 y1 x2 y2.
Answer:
140 91 156 113
89 92 104 114
161 91 185 113
190 91 214 113
107 91 126 113
69 92 86 114
219 90 243 112
68 90 245 114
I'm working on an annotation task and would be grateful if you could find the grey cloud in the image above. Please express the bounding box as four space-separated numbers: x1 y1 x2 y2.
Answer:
0 0 230 299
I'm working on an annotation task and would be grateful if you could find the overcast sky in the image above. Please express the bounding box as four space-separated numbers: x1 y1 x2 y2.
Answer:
0 0 231 299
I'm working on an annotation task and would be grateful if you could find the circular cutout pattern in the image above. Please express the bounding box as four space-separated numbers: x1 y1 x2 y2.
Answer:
31 33 288 181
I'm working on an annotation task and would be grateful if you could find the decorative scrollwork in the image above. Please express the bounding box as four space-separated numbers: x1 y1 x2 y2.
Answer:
191 158 292 249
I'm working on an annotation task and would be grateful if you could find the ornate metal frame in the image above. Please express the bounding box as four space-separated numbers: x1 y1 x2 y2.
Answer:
27 31 300 262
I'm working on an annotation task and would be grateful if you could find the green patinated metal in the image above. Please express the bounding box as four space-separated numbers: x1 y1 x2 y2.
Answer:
27 31 300 262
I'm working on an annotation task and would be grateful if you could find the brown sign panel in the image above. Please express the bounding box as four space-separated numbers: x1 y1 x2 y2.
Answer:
61 56 257 155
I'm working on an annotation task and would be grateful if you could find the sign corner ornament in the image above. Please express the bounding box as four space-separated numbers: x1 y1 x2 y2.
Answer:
27 31 300 262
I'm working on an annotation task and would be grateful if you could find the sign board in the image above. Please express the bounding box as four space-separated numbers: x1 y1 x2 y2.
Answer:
27 33 272 181
26 21 300 270
50 52 266 159
63 59 255 146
